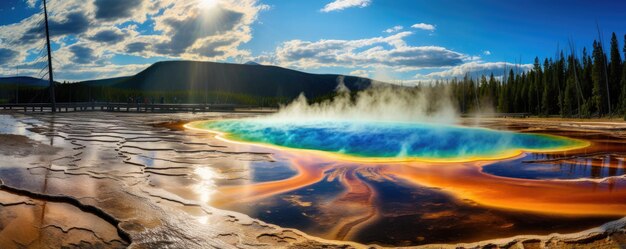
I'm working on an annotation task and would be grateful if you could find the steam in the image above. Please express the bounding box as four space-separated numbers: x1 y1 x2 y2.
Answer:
265 76 459 124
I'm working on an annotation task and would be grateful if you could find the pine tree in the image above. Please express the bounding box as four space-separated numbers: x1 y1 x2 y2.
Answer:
497 81 507 113
563 77 576 117
591 40 608 115
508 69 516 112
557 52 566 115
529 57 542 113
541 59 552 115
479 75 488 99
520 73 529 113
581 47 593 97
488 73 497 107
609 33 623 110
563 58 577 117
621 34 626 118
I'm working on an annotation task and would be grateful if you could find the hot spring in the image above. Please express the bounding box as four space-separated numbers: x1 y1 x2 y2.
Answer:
186 119 588 162
184 118 626 246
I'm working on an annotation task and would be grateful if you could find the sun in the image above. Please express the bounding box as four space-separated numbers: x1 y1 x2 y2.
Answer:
198 0 218 9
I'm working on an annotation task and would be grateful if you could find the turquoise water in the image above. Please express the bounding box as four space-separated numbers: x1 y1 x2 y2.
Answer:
195 119 585 161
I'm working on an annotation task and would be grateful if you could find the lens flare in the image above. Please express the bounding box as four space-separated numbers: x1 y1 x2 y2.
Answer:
198 0 218 9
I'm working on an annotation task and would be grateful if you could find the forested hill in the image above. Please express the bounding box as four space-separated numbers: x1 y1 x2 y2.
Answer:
0 77 51 87
108 61 374 99
80 76 131 86
441 32 626 118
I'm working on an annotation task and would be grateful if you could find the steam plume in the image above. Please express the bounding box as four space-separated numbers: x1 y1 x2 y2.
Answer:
265 77 459 124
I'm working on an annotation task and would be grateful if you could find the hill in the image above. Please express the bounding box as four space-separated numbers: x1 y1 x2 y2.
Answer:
80 76 131 87
104 61 378 99
0 76 51 87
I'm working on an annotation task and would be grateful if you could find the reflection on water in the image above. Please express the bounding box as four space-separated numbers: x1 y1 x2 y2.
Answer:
194 166 218 203
355 176 616 246
0 114 128 248
195 120 626 246
249 161 298 183
484 154 626 180
483 134 626 181
0 114 55 144
227 174 346 236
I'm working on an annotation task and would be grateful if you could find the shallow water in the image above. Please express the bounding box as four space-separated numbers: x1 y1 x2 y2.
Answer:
0 112 344 249
192 118 626 245
194 119 587 161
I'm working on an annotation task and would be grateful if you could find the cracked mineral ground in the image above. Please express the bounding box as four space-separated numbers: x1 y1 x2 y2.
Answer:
0 112 626 249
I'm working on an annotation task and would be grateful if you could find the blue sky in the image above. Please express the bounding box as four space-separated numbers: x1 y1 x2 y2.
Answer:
0 0 625 82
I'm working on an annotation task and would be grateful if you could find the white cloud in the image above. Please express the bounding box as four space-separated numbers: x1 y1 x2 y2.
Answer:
416 61 532 80
383 25 403 33
0 0 268 81
349 69 369 78
321 0 371 12
93 0 150 23
56 63 153 82
483 50 491 55
411 23 436 31
257 32 466 71
0 48 19 65
25 0 37 8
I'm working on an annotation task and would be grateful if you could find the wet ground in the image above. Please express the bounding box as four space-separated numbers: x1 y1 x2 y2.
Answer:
0 112 625 249
202 118 626 246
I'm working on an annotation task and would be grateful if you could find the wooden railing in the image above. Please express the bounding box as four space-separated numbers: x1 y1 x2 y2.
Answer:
0 102 273 113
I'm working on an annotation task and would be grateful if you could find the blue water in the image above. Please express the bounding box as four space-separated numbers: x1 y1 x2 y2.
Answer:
195 119 585 161
483 155 626 180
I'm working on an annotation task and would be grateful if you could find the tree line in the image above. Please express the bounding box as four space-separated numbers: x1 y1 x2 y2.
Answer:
437 33 626 119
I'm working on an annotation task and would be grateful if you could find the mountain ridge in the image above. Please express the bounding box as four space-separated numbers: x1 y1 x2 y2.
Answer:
1 61 384 104
0 76 53 87
100 60 380 99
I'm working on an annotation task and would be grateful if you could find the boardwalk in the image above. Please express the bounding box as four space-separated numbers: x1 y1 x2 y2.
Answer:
461 113 530 118
0 102 275 113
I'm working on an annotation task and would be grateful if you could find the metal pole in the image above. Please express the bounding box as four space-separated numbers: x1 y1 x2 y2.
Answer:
16 66 19 104
43 0 56 112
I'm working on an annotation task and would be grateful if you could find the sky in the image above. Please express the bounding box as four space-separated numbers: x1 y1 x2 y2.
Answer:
0 0 625 83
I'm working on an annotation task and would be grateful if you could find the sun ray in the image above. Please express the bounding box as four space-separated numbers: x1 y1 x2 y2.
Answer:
198 0 218 9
